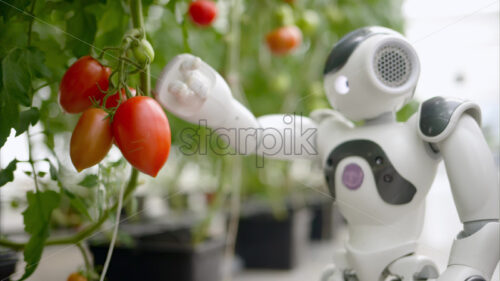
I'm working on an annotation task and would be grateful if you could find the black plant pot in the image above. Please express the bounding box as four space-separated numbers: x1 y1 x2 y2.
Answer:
89 222 225 281
306 194 347 241
0 248 18 281
309 200 333 241
235 202 310 270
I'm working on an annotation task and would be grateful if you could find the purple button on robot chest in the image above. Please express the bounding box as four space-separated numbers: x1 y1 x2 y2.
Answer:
342 163 364 190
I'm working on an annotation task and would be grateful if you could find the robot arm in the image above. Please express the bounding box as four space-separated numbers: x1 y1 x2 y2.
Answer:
418 97 499 281
155 54 319 160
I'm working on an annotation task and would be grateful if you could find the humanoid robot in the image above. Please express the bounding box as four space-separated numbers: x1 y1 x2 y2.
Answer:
155 27 500 281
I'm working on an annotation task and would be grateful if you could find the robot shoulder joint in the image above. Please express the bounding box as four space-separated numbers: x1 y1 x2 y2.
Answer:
417 96 481 143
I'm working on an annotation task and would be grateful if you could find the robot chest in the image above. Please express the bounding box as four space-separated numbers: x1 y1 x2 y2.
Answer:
323 139 417 205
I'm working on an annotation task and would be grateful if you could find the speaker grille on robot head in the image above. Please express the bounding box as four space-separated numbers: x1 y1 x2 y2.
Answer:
374 44 412 87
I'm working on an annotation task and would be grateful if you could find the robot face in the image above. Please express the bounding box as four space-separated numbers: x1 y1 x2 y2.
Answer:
323 27 420 121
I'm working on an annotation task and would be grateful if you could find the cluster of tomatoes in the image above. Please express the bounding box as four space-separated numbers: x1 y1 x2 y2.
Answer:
60 56 171 177
266 0 320 55
186 0 314 56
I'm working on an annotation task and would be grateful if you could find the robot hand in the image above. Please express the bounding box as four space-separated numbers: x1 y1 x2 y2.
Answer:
155 53 235 126
319 264 344 281
166 56 209 112
437 265 486 281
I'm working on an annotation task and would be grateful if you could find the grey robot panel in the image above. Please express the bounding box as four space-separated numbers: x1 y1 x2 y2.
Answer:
323 26 397 75
324 139 417 205
420 96 468 137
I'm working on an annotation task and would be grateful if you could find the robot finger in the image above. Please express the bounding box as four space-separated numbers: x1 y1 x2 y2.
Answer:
179 56 202 74
168 80 196 103
185 70 209 99
320 264 345 281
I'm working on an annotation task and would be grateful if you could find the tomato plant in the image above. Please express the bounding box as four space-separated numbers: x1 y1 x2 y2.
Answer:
188 0 217 26
59 56 111 113
112 96 171 177
0 0 406 280
70 108 113 172
266 26 302 55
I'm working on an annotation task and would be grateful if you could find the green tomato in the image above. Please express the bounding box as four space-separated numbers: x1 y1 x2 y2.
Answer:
326 6 345 25
298 10 320 36
271 73 291 93
274 5 295 26
132 39 155 65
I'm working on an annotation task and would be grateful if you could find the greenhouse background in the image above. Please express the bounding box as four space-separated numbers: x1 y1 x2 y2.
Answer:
0 0 498 280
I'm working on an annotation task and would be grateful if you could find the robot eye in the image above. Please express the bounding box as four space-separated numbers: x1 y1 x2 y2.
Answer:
335 75 349 95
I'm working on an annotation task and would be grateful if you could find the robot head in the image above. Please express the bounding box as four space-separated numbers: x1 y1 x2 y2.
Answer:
323 26 420 121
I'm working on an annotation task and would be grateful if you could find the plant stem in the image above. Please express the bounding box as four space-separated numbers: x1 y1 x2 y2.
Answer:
27 129 40 192
46 168 138 246
76 242 92 276
130 0 151 96
0 168 139 250
222 2 244 280
181 19 191 53
98 180 125 281
27 0 37 47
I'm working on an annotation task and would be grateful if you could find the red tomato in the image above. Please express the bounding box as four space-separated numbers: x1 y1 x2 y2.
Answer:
102 87 136 109
59 56 111 113
112 96 171 177
266 26 302 55
70 108 113 172
189 0 217 26
67 272 87 281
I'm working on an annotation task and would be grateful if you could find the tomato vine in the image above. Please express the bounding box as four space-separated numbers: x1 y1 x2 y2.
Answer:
0 0 407 280
0 0 156 279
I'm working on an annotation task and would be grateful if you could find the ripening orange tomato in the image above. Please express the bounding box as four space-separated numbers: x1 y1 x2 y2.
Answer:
266 26 302 55
70 108 113 172
67 272 87 281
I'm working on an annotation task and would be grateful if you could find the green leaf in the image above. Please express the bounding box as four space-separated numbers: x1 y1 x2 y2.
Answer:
15 108 39 136
18 190 60 281
62 189 92 221
66 10 97 57
0 0 31 22
92 0 128 47
2 48 31 106
25 47 52 79
0 159 18 187
24 171 32 176
0 91 20 147
165 0 179 13
37 171 46 177
78 174 98 188
0 61 3 90
0 22 28 58
47 159 58 181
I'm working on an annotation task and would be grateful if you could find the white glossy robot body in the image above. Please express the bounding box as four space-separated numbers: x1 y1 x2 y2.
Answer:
155 26 499 281
316 112 440 281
